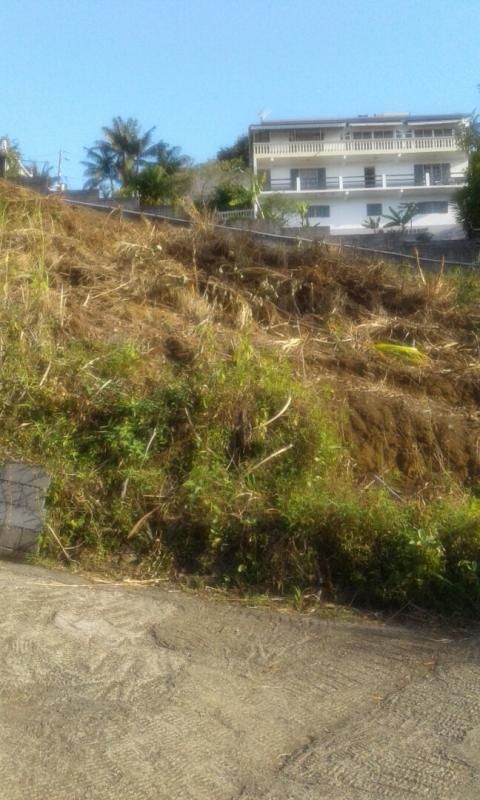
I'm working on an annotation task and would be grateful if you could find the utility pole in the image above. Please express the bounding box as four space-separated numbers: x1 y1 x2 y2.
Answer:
56 149 70 191
57 150 64 191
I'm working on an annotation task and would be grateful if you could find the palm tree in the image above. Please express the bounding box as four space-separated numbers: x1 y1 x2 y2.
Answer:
101 116 156 183
148 140 191 174
362 216 382 233
382 203 419 234
228 170 266 218
28 161 53 179
82 141 119 195
126 164 192 208
83 118 191 198
294 201 310 227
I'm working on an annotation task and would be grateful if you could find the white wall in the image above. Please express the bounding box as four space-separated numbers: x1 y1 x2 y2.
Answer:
284 195 462 239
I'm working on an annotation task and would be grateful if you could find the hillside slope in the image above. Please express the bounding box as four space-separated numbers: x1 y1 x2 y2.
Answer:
2 184 480 610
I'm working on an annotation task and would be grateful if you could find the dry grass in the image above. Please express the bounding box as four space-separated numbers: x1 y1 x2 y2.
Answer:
1 182 479 494
2 183 480 609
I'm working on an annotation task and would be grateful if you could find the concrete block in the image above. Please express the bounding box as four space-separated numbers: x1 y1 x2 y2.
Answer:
0 464 50 555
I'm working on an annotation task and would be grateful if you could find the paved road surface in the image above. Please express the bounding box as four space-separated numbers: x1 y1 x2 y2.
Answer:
1 561 479 799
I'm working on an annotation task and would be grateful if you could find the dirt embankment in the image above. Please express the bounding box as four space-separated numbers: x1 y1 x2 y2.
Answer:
39 195 479 492
3 184 480 606
164 225 480 493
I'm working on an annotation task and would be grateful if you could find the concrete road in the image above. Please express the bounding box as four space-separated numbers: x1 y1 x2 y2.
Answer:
1 561 479 799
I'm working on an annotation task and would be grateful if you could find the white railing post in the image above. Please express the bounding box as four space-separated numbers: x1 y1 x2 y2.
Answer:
382 174 387 188
425 172 431 187
339 176 343 190
296 176 301 192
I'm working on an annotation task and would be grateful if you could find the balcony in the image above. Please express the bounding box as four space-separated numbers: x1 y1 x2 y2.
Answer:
254 136 460 159
262 173 465 193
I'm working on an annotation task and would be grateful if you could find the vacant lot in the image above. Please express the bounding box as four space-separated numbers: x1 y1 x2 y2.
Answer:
1 560 479 799
2 186 480 609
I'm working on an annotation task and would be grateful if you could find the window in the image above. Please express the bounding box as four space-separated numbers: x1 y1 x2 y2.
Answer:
364 166 377 187
353 131 372 140
416 201 449 214
352 129 394 140
414 163 450 185
414 128 434 138
254 130 270 143
289 129 324 141
290 168 326 190
367 203 382 216
307 205 330 218
414 127 454 138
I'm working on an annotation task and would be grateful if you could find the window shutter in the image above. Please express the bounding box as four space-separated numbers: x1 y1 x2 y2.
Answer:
414 165 424 186
317 168 326 188
290 169 299 189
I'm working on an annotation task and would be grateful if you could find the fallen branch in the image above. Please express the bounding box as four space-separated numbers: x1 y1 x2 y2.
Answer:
142 427 157 462
244 443 294 476
373 474 405 503
39 362 52 388
127 507 160 539
255 396 292 431
47 524 77 563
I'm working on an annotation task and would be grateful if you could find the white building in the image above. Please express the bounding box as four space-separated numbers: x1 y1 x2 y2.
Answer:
249 113 469 239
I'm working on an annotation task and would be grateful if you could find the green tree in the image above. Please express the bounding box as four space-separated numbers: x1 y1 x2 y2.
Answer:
125 164 192 207
382 203 418 233
149 141 191 174
456 113 480 154
0 136 24 177
228 170 265 217
455 152 480 237
82 141 119 195
101 116 156 183
294 201 310 227
455 111 480 237
362 216 382 233
217 134 250 167
84 117 192 196
27 161 53 179
209 183 240 211
261 194 297 225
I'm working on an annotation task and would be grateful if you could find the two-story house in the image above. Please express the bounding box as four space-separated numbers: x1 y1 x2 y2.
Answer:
249 113 469 238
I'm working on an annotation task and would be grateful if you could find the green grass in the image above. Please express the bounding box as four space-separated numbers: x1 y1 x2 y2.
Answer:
5 324 479 614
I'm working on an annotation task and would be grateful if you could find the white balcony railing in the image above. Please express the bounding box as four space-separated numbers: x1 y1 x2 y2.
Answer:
262 173 465 193
254 136 459 158
217 208 254 221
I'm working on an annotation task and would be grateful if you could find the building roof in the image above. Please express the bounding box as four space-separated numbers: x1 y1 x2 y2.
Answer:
249 113 470 131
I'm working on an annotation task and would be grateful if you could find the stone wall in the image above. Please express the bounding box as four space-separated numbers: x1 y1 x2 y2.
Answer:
322 234 480 265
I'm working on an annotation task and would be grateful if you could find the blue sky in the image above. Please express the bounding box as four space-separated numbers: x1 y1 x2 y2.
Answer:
2 0 479 187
